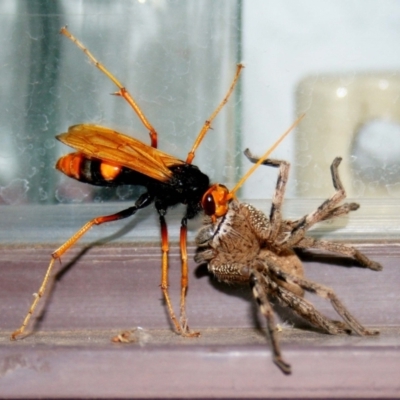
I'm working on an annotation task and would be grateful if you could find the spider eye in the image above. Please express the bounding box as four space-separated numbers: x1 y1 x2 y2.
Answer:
202 193 215 216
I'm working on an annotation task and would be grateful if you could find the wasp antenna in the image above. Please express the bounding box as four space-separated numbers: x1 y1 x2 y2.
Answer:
60 27 125 94
229 113 305 196
186 64 244 164
60 26 158 148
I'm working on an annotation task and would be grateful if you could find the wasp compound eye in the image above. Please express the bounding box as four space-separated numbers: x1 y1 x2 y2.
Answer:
202 193 216 216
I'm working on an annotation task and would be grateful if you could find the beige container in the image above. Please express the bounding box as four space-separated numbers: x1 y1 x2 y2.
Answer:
295 73 400 198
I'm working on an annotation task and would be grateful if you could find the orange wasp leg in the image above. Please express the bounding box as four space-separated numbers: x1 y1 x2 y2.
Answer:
178 219 200 336
60 26 158 148
11 195 152 340
159 214 188 335
185 63 244 164
175 63 243 334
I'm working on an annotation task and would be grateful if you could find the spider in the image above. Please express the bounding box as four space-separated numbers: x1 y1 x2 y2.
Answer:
195 151 382 375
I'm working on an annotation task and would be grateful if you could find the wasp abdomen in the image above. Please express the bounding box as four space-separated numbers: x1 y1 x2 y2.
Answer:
56 152 123 186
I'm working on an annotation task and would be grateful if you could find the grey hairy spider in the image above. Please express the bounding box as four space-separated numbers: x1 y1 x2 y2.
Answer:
195 151 382 375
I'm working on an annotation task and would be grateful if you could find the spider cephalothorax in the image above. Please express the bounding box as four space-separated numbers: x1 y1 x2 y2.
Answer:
195 153 382 375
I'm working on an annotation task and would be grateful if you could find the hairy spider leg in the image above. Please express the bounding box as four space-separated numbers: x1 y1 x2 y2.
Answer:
267 262 379 336
316 202 360 220
242 155 350 243
294 237 382 271
250 270 292 375
243 153 364 244
243 150 291 243
282 157 347 246
284 157 382 270
269 277 348 335
244 155 382 271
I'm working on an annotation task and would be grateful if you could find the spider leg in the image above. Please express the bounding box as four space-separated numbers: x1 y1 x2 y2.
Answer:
250 270 292 375
257 260 349 334
268 263 379 335
284 157 348 247
320 202 359 220
294 237 382 271
244 149 290 241
270 280 349 335
284 202 360 235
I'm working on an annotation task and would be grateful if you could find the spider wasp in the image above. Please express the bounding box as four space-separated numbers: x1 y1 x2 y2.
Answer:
11 27 243 340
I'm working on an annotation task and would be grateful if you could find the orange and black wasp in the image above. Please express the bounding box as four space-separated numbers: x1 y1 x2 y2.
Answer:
11 27 243 340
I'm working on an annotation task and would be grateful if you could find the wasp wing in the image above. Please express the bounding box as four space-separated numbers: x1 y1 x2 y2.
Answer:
56 124 186 182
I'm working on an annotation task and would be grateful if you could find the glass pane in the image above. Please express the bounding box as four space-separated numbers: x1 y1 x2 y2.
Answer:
0 0 241 206
2 0 400 244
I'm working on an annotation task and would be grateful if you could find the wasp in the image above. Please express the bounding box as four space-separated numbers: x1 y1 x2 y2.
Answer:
11 27 243 340
194 120 382 374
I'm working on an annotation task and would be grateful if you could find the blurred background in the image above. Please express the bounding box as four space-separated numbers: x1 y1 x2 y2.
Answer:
0 0 399 216
241 0 400 199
